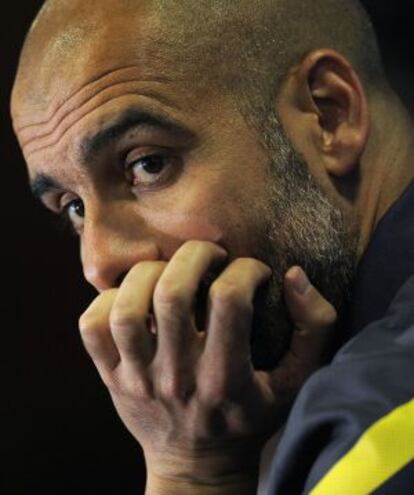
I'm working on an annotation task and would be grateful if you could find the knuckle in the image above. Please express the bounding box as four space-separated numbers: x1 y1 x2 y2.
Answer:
182 239 206 252
174 240 206 261
109 308 144 332
210 281 239 302
210 281 245 310
178 240 225 259
100 369 118 392
233 257 271 274
130 260 167 276
122 375 152 399
232 257 256 268
78 312 93 334
315 304 337 328
200 386 226 408
78 321 106 357
154 282 186 309
185 410 206 444
198 373 228 406
157 373 183 401
105 365 152 399
78 312 100 340
127 262 145 277
79 290 117 336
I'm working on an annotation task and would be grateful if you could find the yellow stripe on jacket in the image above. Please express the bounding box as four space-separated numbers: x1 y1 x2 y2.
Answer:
310 398 414 495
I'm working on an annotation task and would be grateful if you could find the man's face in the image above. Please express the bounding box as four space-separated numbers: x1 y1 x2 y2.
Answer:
12 6 358 369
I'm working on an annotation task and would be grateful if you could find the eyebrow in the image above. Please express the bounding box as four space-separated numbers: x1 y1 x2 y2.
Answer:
30 174 64 200
29 108 196 200
80 108 195 164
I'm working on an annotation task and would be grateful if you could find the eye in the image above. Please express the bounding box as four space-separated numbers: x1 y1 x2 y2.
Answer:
65 199 85 219
61 198 85 233
126 152 178 188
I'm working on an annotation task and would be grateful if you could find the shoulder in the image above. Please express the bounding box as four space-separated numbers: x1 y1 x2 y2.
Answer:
266 276 414 495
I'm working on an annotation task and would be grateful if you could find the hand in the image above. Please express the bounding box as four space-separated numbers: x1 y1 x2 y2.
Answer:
79 241 336 493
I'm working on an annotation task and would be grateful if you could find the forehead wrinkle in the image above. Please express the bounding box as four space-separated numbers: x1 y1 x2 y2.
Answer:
23 92 164 161
15 65 139 132
21 81 182 158
16 65 176 139
20 77 178 149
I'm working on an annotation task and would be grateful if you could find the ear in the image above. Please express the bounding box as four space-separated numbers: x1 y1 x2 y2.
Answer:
277 49 370 177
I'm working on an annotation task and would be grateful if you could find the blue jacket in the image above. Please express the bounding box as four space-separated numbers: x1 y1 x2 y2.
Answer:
267 182 414 494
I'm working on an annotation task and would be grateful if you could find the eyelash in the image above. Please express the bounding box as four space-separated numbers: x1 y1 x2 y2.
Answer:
58 199 84 236
124 151 178 189
55 151 179 236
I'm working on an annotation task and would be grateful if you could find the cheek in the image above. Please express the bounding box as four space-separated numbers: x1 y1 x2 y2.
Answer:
168 216 223 242
140 199 259 261
144 207 224 244
137 167 264 257
138 183 223 239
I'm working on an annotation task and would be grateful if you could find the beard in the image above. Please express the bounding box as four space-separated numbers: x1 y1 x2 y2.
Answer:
247 125 359 370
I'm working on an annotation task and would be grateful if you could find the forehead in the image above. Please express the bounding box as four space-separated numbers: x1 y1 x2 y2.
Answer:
12 1 170 123
12 4 229 168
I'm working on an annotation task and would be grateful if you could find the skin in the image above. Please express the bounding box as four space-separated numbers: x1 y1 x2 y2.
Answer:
11 1 414 494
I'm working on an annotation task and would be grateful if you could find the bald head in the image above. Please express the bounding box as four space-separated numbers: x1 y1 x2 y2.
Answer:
14 0 157 109
154 0 385 129
14 0 384 128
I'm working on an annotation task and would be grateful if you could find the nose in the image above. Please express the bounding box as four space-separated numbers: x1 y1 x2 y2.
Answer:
81 210 160 292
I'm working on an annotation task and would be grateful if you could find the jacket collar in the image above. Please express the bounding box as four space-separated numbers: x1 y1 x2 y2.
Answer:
339 180 414 342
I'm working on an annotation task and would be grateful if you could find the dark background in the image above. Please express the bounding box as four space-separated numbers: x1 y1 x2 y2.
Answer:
2 2 413 494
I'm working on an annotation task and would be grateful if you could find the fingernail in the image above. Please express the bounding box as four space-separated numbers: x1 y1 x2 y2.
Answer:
290 267 310 295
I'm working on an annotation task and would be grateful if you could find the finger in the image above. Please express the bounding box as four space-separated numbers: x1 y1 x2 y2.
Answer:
263 268 337 418
79 289 120 374
151 241 227 403
110 261 166 369
283 266 337 364
153 240 227 365
200 258 272 398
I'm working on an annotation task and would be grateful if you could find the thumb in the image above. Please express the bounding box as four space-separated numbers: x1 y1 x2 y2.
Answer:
283 266 337 367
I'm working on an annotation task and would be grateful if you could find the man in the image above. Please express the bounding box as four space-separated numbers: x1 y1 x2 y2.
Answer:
11 0 414 493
